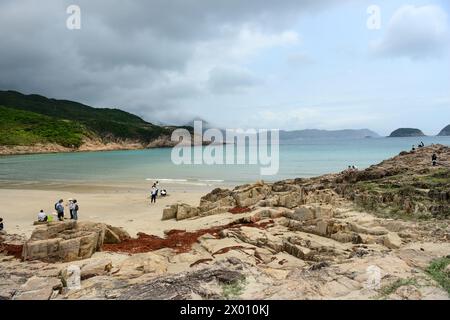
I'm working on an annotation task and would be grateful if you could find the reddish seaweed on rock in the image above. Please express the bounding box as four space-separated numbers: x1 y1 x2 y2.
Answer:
189 258 214 268
102 219 274 255
0 243 23 259
228 207 252 214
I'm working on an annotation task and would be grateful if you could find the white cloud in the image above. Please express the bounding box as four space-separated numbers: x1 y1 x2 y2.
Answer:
184 26 300 97
371 5 449 60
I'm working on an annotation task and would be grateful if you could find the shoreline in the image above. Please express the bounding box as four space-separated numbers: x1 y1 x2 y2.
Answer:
0 143 165 157
0 136 222 157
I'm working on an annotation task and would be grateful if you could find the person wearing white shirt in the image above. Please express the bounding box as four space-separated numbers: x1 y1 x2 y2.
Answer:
68 199 75 219
38 210 48 222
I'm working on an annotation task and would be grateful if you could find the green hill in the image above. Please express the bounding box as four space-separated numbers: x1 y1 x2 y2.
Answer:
0 90 188 148
388 128 425 138
437 125 450 136
0 106 86 147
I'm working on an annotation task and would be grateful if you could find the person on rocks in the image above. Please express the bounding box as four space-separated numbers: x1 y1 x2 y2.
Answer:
0 218 4 231
37 210 48 222
432 153 438 166
71 200 79 221
411 145 416 151
55 199 65 221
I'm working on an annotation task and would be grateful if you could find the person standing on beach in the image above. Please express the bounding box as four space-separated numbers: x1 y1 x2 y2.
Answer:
0 218 4 231
68 199 75 219
150 185 158 204
55 199 65 221
72 200 79 220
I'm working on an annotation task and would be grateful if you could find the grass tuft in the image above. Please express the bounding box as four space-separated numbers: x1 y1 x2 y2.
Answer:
426 257 450 295
378 278 419 297
221 277 247 300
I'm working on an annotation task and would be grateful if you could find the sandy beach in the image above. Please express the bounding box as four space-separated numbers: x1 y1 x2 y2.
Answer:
0 182 231 238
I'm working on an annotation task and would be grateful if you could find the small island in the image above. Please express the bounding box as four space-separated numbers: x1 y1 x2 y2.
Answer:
388 128 426 138
438 125 450 136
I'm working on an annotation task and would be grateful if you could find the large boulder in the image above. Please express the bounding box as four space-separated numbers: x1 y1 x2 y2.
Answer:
199 206 233 217
13 276 62 300
198 188 236 217
176 204 200 221
287 205 334 222
162 204 178 220
80 259 113 280
282 240 313 260
22 221 127 262
105 225 130 242
200 188 233 205
278 192 304 208
161 203 203 221
383 232 403 249
290 207 315 221
232 184 271 208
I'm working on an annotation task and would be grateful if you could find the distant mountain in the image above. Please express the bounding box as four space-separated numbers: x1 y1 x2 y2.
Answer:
0 90 191 150
437 125 450 136
280 129 380 140
388 128 425 138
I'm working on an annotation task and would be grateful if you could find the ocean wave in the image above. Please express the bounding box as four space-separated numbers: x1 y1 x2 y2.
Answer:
145 178 225 185
145 178 188 182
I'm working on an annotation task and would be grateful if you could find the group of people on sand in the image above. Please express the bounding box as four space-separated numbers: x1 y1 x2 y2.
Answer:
149 181 167 204
36 198 80 223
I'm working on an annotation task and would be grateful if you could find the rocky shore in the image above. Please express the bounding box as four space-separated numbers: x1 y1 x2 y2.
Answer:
1 145 449 300
0 136 175 156
0 133 213 156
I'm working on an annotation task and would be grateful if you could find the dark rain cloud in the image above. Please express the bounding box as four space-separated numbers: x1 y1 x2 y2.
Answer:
0 0 343 124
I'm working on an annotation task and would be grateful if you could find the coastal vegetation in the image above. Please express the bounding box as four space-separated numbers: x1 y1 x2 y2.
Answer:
0 106 86 147
0 90 190 150
426 256 450 294
351 167 450 220
337 145 450 220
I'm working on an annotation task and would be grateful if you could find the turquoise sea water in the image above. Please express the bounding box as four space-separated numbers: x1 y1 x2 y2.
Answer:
1 137 449 187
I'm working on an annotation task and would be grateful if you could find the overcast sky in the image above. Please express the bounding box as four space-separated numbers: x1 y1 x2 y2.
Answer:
0 0 449 135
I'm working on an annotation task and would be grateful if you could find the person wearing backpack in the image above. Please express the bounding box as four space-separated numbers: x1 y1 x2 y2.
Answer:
150 186 158 203
72 200 79 220
55 199 65 221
